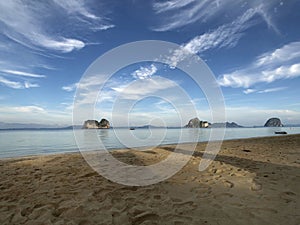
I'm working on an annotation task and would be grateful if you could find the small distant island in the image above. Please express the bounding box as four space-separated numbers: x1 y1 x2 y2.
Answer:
185 117 243 128
184 117 285 128
82 118 110 129
210 122 243 128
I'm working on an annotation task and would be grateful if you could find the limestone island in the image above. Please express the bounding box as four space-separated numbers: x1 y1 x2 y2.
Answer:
82 118 110 129
264 117 283 127
185 117 243 128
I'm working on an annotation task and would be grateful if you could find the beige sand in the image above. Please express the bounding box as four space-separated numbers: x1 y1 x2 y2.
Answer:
0 134 299 225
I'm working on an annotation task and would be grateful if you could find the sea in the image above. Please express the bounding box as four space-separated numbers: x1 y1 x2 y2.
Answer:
1 127 300 158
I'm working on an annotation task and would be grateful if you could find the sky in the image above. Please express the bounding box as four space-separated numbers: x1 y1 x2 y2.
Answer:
0 0 300 127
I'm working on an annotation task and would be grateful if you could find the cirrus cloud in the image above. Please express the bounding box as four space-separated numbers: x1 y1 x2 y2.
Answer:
152 0 279 32
0 0 114 53
218 42 300 89
0 76 39 89
1 69 46 78
164 7 266 68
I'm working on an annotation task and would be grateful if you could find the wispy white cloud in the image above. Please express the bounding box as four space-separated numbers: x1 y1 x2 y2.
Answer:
0 105 72 125
1 69 46 78
255 42 300 67
257 5 280 34
243 87 287 94
153 0 220 31
153 0 279 32
218 42 300 88
52 0 115 32
13 105 46 113
0 76 23 89
24 81 40 88
0 76 40 89
62 83 78 92
36 37 85 53
261 64 300 81
165 8 260 68
154 100 176 113
52 0 100 20
243 89 256 94
77 75 107 90
219 63 300 88
0 69 45 89
132 64 157 80
257 87 287 93
111 77 177 100
71 75 108 107
0 1 84 53
0 0 114 54
112 76 177 100
0 1 114 92
153 0 195 14
91 24 116 31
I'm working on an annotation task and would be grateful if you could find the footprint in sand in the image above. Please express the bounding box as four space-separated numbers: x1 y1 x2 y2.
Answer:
215 192 234 199
153 194 162 200
223 180 234 188
132 212 160 225
173 201 196 210
279 191 296 203
128 207 160 225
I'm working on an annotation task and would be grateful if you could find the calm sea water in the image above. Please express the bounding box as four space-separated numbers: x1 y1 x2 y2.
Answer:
0 127 300 158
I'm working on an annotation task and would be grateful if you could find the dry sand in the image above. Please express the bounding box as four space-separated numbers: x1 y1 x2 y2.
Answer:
0 134 300 225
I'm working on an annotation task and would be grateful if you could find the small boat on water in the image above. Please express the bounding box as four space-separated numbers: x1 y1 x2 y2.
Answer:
129 127 135 130
275 131 287 134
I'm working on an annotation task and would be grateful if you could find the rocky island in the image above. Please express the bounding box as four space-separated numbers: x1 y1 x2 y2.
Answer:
185 118 210 128
210 122 243 128
82 118 110 129
185 117 243 128
264 118 283 127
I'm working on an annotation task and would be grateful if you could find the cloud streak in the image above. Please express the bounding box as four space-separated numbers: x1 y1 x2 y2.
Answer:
153 0 279 32
62 83 78 92
218 42 300 88
0 69 45 89
243 87 287 94
165 7 260 68
256 42 300 67
0 105 72 124
0 76 24 89
112 77 177 100
0 76 39 89
0 0 114 53
2 69 46 78
0 1 84 53
52 0 100 20
153 0 195 14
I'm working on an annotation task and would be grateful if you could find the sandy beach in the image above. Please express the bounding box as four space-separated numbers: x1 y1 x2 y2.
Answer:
0 134 299 225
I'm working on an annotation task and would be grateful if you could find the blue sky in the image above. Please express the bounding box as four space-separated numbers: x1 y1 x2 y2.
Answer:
0 0 299 127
